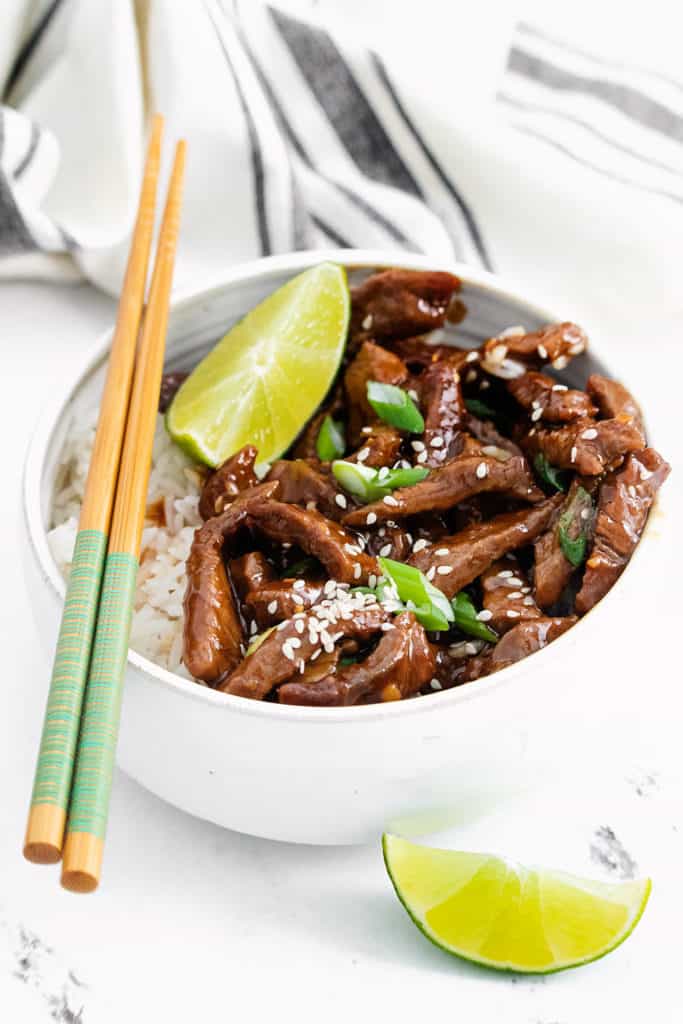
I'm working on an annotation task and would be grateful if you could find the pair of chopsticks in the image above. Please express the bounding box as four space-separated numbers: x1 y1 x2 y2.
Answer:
23 115 186 893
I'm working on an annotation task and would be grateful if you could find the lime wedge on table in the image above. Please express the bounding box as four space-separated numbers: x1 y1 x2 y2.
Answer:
383 834 650 974
167 263 350 467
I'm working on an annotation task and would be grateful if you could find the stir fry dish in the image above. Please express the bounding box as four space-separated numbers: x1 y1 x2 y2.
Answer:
161 267 670 706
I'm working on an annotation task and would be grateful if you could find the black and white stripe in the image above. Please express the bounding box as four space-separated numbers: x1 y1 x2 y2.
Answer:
500 23 683 205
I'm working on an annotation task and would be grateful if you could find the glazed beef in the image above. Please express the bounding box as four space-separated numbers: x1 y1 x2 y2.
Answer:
278 612 435 706
408 496 562 599
267 459 344 520
350 269 460 344
343 453 542 528
199 445 259 520
421 357 467 465
221 602 388 699
523 417 645 476
183 482 279 685
389 336 469 369
481 557 542 633
465 414 524 458
158 370 189 413
575 448 670 613
483 322 588 372
348 424 403 469
344 340 408 442
533 479 596 609
249 501 378 584
587 374 644 431
457 617 577 682
243 579 324 629
365 523 412 561
229 551 275 597
508 372 596 423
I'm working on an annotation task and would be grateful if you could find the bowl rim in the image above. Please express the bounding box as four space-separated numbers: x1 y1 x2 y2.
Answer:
24 247 658 724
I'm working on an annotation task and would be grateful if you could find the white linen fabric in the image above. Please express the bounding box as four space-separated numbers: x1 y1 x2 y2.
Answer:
0 0 681 337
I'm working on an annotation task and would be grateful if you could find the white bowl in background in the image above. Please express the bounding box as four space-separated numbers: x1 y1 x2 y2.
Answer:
23 250 661 844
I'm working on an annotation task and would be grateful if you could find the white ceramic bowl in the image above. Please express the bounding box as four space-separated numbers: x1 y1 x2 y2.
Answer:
23 250 658 844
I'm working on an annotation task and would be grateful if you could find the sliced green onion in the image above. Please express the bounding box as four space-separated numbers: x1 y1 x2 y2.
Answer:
339 656 358 667
451 591 498 643
558 486 593 567
316 414 345 461
465 398 497 418
282 555 318 578
246 624 277 657
367 381 425 433
533 452 568 492
378 557 454 632
332 460 428 503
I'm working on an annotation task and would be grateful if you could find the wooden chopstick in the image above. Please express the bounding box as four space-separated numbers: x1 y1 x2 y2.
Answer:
23 115 164 866
60 140 186 893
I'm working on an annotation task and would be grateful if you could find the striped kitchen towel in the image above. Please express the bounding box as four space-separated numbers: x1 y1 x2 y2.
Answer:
0 1 681 319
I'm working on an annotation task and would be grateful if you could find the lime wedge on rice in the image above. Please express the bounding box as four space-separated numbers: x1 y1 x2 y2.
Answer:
167 263 350 467
383 834 651 974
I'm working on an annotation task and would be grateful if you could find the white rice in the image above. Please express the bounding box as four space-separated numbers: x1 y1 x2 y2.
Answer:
49 408 204 677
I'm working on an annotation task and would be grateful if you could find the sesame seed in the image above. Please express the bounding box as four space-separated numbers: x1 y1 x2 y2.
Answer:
552 384 568 392
417 450 428 464
289 637 302 649
437 565 452 575
465 351 479 363
294 619 304 634
310 648 321 661
430 436 444 447
411 440 425 452
267 600 278 615
378 527 386 537
426 567 436 581
531 399 541 410
581 427 598 440
378 466 390 481
249 620 258 635
506 609 520 619
430 678 442 691
553 355 569 370
508 577 524 586
466 369 477 382
383 495 399 507
366 512 377 526
335 493 347 509
277 621 288 632
356 447 370 463
361 426 373 435
292 579 305 591
531 407 543 422
323 580 336 596
412 538 429 553
523 596 535 606
528 428 536 437
521 586 531 593
379 544 392 557
282 641 295 660
627 484 637 498
489 343 508 364
507 591 522 600
322 638 335 654
570 445 578 463
353 563 362 579
408 389 419 401
476 609 493 621
498 570 513 578
476 462 489 479
435 547 449 556
362 313 373 330
299 660 306 674
581 508 591 520
480 379 490 390
537 343 548 359
368 574 377 588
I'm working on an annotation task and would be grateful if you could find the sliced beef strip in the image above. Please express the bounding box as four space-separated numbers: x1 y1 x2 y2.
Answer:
344 340 408 442
229 551 275 598
278 612 436 706
243 579 325 629
350 269 461 344
421 357 467 465
523 417 646 476
457 617 577 683
587 374 644 431
267 459 345 520
183 481 279 685
199 445 259 520
482 322 588 372
343 453 543 528
481 557 542 633
388 336 470 370
575 448 670 614
248 501 378 584
221 603 388 699
465 414 524 458
158 370 189 413
533 478 596 609
348 424 403 469
408 496 563 599
366 523 412 561
508 372 596 423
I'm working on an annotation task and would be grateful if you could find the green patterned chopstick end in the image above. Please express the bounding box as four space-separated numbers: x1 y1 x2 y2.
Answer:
66 551 138 840
31 529 107 811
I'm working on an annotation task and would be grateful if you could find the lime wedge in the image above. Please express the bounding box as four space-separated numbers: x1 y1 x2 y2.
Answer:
167 263 350 467
383 834 651 974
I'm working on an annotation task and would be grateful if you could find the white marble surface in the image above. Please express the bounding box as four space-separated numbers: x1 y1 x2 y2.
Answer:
1 276 681 1023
